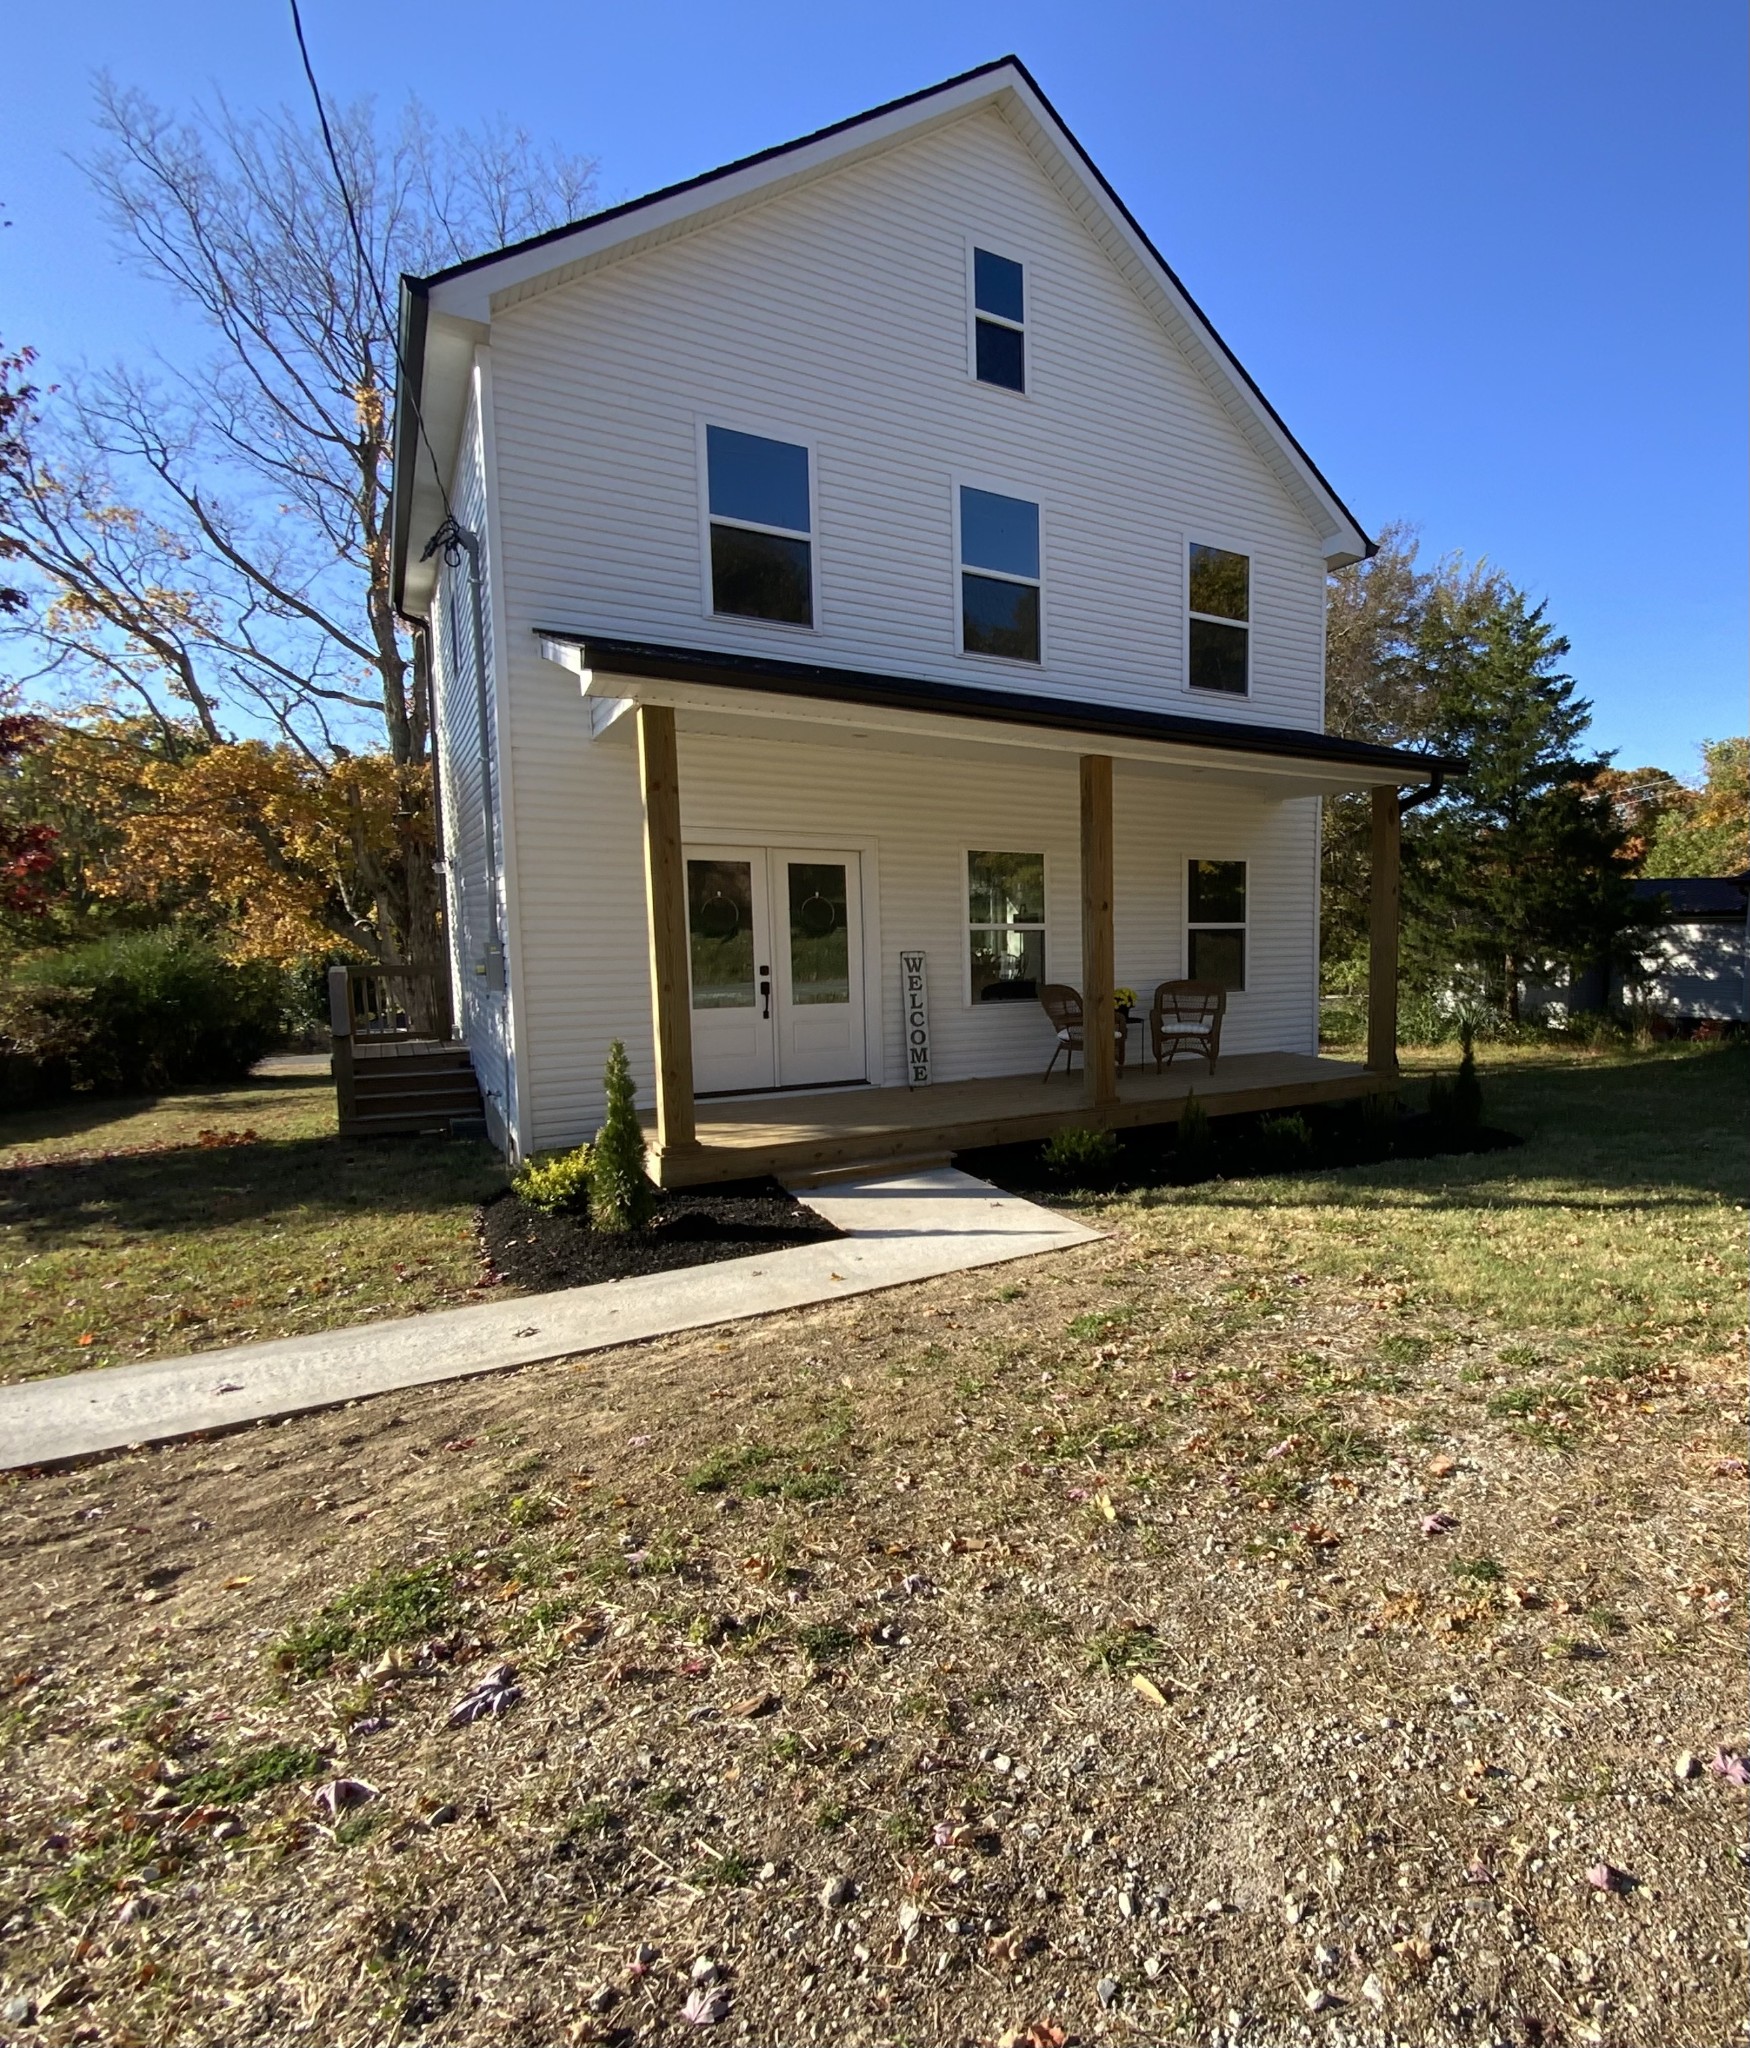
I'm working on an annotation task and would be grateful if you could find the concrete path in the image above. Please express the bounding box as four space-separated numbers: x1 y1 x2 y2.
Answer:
0 1167 1099 1469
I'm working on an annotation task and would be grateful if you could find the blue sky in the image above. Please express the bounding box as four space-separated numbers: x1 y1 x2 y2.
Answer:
4 0 1743 774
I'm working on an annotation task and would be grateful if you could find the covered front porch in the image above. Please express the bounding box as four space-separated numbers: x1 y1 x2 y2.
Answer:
658 1048 1371 1187
537 632 1453 1187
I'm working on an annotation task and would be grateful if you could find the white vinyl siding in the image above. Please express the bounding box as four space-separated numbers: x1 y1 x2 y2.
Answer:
458 103 1332 1141
488 105 1329 736
428 377 517 1144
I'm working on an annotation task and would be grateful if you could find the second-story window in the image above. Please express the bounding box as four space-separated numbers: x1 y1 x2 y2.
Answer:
706 425 813 626
959 485 1041 662
972 247 1025 392
1187 542 1250 695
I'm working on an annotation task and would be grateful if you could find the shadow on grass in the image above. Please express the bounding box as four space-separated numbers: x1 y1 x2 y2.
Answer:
0 1130 506 1243
0 1072 329 1151
1167 1043 1747 1213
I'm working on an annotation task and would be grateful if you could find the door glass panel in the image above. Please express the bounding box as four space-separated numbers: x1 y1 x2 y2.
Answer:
787 862 850 1006
688 859 755 1009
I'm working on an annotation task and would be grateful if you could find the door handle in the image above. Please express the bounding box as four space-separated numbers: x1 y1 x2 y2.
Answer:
759 967 771 1020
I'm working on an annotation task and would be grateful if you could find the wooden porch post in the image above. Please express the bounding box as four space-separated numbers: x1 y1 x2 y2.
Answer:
1368 784 1401 1077
1080 754 1118 1109
636 704 699 1157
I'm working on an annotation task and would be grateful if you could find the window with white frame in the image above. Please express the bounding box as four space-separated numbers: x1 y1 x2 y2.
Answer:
1187 542 1250 695
705 425 813 626
971 247 1026 392
959 486 1041 662
968 850 1044 1002
1186 859 1246 989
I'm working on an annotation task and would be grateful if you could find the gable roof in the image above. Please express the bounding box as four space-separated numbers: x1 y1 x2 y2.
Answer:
391 56 1374 611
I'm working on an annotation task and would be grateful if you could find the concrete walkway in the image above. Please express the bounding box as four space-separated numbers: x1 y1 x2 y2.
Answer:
0 1168 1099 1469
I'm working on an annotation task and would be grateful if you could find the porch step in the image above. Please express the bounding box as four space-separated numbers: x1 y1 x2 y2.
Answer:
782 1151 953 1190
339 1039 482 1137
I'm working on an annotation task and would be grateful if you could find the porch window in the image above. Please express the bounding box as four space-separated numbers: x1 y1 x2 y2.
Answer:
706 425 813 626
971 247 1026 392
959 487 1041 662
1187 858 1246 989
1187 542 1249 695
968 850 1045 1002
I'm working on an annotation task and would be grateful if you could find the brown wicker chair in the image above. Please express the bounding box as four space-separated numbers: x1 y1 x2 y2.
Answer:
1039 983 1128 1081
1148 980 1225 1074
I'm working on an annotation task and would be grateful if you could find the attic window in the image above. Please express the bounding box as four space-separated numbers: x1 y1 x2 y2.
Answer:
972 247 1025 392
705 425 814 627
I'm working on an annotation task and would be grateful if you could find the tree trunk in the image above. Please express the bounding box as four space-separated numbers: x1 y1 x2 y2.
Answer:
1505 952 1522 1026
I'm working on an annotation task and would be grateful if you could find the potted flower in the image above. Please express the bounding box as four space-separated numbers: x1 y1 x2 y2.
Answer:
1113 986 1137 1020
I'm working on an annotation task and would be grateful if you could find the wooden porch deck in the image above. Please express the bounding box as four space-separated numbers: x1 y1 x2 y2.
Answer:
653 1049 1375 1187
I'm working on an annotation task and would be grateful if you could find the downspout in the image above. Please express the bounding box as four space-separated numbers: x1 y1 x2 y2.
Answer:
422 514 505 994
1398 767 1446 818
401 610 459 1035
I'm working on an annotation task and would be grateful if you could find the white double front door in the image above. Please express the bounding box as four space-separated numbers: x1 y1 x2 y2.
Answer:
686 846 867 1095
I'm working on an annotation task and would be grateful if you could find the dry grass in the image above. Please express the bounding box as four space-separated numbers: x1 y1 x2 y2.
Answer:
0 1041 1744 2046
0 1075 506 1384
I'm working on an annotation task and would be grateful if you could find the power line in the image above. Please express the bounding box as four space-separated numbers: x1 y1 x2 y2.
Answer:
286 0 454 528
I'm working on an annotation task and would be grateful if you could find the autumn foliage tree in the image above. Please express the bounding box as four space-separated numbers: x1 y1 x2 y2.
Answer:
0 83 596 979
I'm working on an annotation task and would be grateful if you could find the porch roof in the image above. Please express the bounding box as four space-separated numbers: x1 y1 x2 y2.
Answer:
536 631 1463 796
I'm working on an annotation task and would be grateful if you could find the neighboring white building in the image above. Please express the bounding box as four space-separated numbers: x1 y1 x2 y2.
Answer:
390 57 1453 1177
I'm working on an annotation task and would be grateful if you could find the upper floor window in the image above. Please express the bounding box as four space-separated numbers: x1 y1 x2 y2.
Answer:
1187 542 1250 695
971 247 1025 392
959 485 1041 663
706 424 813 626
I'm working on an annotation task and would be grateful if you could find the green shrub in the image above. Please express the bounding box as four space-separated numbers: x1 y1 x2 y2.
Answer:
1175 1091 1214 1178
0 927 283 1095
589 1039 654 1233
1259 1111 1313 1163
1360 1088 1399 1155
513 1144 592 1215
1041 1124 1120 1181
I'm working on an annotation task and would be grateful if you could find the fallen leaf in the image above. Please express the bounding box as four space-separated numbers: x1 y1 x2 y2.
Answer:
314 1778 377 1817
1427 1455 1458 1477
446 1663 522 1728
1710 1748 1750 1787
1421 1512 1459 1537
1585 1861 1629 1893
1130 1674 1169 1707
681 1987 730 2027
997 2025 1067 2048
728 1690 779 1719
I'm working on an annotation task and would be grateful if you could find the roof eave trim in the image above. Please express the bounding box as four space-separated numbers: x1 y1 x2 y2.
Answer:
535 631 1460 782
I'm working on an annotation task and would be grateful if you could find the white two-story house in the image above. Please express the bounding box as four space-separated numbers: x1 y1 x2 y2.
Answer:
389 57 1452 1179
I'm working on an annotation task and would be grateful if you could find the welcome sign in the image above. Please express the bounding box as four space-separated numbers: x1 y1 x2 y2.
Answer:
900 950 930 1086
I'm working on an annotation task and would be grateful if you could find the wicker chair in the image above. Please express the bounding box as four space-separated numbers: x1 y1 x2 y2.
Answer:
1039 983 1128 1082
1148 979 1225 1074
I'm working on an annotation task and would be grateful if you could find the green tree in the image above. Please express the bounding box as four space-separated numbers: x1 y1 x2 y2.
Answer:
1408 594 1634 1022
589 1040 654 1234
1642 738 1750 877
1322 525 1509 974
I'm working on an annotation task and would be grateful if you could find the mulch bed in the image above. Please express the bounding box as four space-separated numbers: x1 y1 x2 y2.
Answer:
479 1177 842 1290
962 1104 1521 1202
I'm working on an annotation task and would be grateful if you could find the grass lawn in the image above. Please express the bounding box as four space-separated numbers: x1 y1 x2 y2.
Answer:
0 1073 507 1384
0 1041 1743 2045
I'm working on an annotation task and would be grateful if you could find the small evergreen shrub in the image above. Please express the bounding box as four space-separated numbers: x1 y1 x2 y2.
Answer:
0 927 282 1095
1360 1088 1400 1155
1175 1091 1214 1178
1041 1125 1120 1182
513 1144 592 1215
1259 1111 1314 1163
589 1039 655 1233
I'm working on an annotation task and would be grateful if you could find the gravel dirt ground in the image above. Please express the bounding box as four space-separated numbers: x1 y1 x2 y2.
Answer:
0 1043 1744 2048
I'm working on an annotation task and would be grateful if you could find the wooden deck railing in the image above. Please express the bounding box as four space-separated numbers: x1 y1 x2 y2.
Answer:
327 962 452 1045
